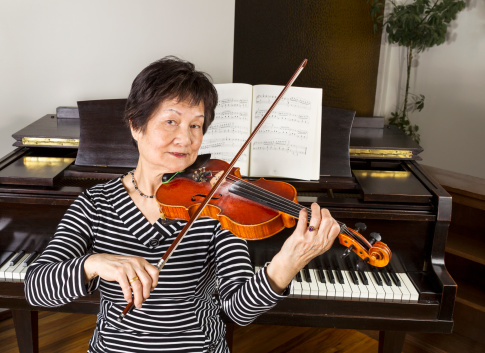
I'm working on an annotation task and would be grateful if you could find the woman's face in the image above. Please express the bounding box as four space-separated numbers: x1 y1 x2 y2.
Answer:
131 98 205 175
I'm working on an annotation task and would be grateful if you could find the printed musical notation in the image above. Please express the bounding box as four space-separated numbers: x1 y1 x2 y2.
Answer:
199 84 253 175
251 140 308 157
255 94 312 110
254 110 311 124
257 123 309 141
217 98 250 110
200 83 322 179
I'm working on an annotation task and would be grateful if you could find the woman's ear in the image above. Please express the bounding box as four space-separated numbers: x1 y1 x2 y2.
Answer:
130 122 140 144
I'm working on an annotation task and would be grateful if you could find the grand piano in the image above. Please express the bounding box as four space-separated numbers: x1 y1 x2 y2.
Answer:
0 100 456 353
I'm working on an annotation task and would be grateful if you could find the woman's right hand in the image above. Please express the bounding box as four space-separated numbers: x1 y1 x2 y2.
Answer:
84 254 159 308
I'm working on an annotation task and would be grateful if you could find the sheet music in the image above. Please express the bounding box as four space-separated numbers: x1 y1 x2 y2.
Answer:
199 83 253 176
249 85 322 180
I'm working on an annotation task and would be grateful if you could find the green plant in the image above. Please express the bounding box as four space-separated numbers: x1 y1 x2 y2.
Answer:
367 0 466 143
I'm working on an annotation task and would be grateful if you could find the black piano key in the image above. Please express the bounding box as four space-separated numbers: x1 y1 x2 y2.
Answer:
372 268 383 286
357 270 369 285
348 269 359 285
0 252 15 268
387 267 401 286
9 250 25 266
316 268 326 283
320 256 335 283
23 251 38 267
348 257 364 285
380 269 392 286
303 266 311 282
329 256 341 283
334 269 344 284
295 271 302 283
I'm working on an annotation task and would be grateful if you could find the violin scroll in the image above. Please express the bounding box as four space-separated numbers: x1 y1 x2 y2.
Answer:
338 223 391 268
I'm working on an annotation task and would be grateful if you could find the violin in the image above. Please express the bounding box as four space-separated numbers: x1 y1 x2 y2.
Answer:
156 157 391 268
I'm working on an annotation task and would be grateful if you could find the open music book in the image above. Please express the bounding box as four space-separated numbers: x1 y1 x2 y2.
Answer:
199 83 322 180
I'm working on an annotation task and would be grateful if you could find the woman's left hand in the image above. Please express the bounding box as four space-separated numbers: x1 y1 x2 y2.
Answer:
266 203 340 294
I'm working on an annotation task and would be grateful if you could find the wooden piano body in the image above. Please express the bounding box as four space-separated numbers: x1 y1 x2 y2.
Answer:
0 102 456 353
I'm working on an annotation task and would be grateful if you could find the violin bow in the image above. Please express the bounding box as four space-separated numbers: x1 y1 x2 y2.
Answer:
118 59 308 321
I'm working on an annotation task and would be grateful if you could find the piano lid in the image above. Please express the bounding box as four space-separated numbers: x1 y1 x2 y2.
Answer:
12 113 79 148
350 124 423 159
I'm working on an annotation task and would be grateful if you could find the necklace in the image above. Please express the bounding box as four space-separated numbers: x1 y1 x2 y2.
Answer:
129 170 154 199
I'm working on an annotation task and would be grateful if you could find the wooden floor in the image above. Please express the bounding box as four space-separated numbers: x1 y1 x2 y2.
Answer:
1 311 484 353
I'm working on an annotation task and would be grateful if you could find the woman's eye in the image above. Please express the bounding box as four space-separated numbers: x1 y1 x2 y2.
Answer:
166 120 177 126
191 124 202 129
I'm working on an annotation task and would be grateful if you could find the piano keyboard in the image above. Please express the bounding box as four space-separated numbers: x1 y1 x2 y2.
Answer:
0 251 40 282
1 250 419 303
255 264 419 303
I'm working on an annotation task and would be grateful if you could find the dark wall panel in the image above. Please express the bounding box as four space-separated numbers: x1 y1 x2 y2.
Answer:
234 0 382 116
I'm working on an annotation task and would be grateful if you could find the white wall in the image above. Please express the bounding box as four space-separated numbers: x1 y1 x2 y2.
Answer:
375 0 485 179
0 0 235 157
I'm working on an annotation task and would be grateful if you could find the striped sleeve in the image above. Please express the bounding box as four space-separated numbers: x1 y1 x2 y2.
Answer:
24 191 98 307
214 227 289 326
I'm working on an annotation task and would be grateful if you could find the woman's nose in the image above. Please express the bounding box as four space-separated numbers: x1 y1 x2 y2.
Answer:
173 126 192 145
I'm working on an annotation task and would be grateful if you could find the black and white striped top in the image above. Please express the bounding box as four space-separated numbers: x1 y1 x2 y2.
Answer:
25 177 288 353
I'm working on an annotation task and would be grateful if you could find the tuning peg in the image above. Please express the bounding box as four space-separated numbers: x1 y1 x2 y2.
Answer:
356 257 370 271
341 244 355 259
369 232 381 245
354 222 367 233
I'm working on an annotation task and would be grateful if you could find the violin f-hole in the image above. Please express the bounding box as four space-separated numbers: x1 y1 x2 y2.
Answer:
191 194 222 201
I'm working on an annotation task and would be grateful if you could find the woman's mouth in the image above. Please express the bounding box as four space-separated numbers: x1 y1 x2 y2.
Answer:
169 152 188 158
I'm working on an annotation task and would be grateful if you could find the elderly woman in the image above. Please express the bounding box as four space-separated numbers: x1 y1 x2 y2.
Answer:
25 56 340 353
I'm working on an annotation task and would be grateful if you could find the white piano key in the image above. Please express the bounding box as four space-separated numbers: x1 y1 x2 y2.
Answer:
397 273 419 302
362 272 378 301
338 270 353 299
16 254 40 282
292 277 302 297
367 271 386 300
323 270 336 299
312 268 325 297
350 269 371 301
343 270 362 300
331 270 346 299
355 275 369 301
12 260 27 280
307 269 321 297
385 275 403 302
379 274 395 301
395 274 411 302
0 255 16 282
299 270 312 297
2 253 30 281
22 252 38 267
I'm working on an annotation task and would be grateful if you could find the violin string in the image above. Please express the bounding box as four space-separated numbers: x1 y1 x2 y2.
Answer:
223 175 360 240
226 175 327 221
230 177 362 242
225 175 308 217
207 173 371 251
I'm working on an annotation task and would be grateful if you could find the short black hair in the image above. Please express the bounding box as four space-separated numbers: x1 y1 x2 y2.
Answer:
124 56 218 135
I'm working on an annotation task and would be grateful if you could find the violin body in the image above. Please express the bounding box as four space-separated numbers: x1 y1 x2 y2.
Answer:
157 159 298 240
157 158 391 267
